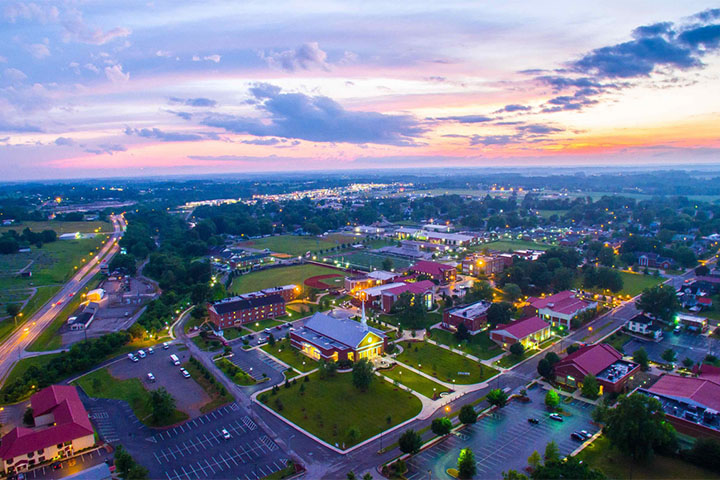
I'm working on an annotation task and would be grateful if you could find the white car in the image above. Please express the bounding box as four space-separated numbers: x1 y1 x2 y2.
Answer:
137 350 146 358
162 342 170 350
221 429 231 440
147 373 156 382
130 355 139 363
147 347 154 355
180 368 191 378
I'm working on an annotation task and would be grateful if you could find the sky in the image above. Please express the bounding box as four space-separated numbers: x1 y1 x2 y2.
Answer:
1 1 720 181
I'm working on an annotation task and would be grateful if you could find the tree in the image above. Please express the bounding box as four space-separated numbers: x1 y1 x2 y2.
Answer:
695 265 710 276
544 390 560 410
190 283 211 305
605 393 677 461
581 374 600 400
503 470 529 480
503 283 522 302
543 440 560 463
109 253 137 275
537 359 553 380
150 387 176 422
464 281 493 303
127 464 149 480
23 407 34 426
509 342 525 357
457 448 476 479
532 455 605 479
268 333 276 346
382 258 394 271
431 417 452 436
566 343 580 355
459 404 477 424
398 429 423 454
487 388 508 408
487 302 513 328
347 471 357 480
661 348 677 364
5 303 20 323
455 323 471 342
633 347 649 371
684 438 720 473
527 450 542 470
362 474 373 480
544 352 560 366
114 445 133 479
637 285 680 322
352 358 374 392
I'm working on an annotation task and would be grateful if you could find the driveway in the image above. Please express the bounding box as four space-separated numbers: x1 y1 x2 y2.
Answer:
405 385 599 480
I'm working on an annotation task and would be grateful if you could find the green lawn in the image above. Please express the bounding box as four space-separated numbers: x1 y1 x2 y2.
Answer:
606 331 632 354
0 220 111 235
222 327 244 340
27 273 103 352
2 353 62 389
617 271 665 297
379 365 450 399
215 358 256 386
396 340 498 384
576 435 719 479
230 264 346 294
473 240 551 252
74 368 188 427
429 328 501 360
238 235 336 256
259 372 422 448
191 335 223 351
340 252 413 271
243 318 286 332
261 338 319 372
495 351 533 368
183 360 233 413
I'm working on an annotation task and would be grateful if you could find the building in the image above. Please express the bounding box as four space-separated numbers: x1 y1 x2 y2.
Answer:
290 311 387 362
409 260 457 284
355 282 407 309
85 288 105 302
525 291 597 330
638 368 720 439
380 280 435 313
442 301 491 334
0 385 95 474
554 344 639 394
259 285 298 303
676 313 709 333
208 294 285 330
353 225 385 235
344 270 398 293
461 253 506 276
489 316 552 350
394 227 476 247
626 313 663 340
637 252 675 270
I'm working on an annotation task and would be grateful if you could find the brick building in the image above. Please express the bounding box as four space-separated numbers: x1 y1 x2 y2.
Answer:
525 290 597 330
490 316 551 349
380 280 435 313
409 260 457 284
442 301 491 333
209 294 285 330
553 344 639 394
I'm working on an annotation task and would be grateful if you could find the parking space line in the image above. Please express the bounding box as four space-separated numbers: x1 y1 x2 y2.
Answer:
204 459 215 474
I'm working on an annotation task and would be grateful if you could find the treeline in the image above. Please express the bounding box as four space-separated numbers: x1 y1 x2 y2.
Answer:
0 227 57 254
0 331 131 403
495 247 582 295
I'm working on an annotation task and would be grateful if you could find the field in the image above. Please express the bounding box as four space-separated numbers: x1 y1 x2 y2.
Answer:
230 264 347 294
379 365 450 399
338 251 413 271
395 340 498 384
243 318 286 332
474 239 551 252
238 235 336 256
1 353 63 389
429 328 501 360
74 368 188 427
617 271 665 297
259 372 422 448
0 220 111 235
576 435 719 479
261 338 319 372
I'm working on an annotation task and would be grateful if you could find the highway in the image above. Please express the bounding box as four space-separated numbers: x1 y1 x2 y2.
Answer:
0 215 125 386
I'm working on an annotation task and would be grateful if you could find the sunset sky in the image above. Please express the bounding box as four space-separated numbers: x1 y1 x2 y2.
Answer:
1 1 719 180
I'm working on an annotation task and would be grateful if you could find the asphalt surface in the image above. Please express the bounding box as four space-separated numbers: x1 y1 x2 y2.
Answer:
624 330 720 364
0 215 125 385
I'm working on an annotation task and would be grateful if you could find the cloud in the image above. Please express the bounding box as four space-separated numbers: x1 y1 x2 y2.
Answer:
104 64 129 84
516 124 563 135
4 68 27 83
192 54 221 63
240 138 282 146
469 123 564 146
678 24 720 49
54 136 74 146
167 110 193 120
61 9 131 45
501 104 531 113
200 83 425 146
124 127 204 142
4 2 59 23
0 118 43 133
84 144 126 155
259 42 329 72
169 97 217 107
27 43 50 59
435 115 493 123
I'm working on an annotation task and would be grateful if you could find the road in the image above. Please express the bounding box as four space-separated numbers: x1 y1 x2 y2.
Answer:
0 214 125 385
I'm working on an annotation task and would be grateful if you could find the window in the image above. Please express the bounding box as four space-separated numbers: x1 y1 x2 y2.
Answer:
57 444 63 449
37 449 44 454
27 452 34 459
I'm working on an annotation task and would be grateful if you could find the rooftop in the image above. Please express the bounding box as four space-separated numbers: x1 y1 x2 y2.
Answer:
491 316 549 340
383 280 435 297
410 260 454 276
448 301 491 320
301 312 386 349
211 293 284 315
554 343 628 377
528 290 592 315
596 359 637 383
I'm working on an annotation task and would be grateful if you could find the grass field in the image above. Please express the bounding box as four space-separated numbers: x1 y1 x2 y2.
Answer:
429 328 501 360
606 331 632 354
339 251 413 271
230 264 347 294
617 271 665 297
576 435 719 479
238 235 336 256
476 240 552 252
244 318 286 332
75 367 188 427
379 365 450 399
27 273 103 352
0 220 111 235
259 371 422 448
261 338 319 372
1 353 62 389
396 340 498 384
215 357 256 386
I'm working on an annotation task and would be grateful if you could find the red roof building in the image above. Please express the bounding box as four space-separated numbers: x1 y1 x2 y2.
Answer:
409 261 456 285
0 386 95 473
380 280 435 313
554 344 638 394
489 316 552 350
442 301 491 334
525 290 597 330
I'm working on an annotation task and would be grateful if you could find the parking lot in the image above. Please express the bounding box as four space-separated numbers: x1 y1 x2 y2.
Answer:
406 385 599 479
108 343 210 417
624 331 720 364
235 320 297 348
228 347 287 388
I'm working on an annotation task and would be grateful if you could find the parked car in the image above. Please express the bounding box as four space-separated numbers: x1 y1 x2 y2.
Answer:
130 355 139 363
549 413 564 422
275 325 282 330
579 430 592 439
147 373 156 382
51 462 62 470
264 328 271 334
180 368 191 378
674 325 682 333
527 418 540 425
147 347 154 355
571 432 585 441
221 428 231 440
127 353 135 361
162 341 170 350
137 349 146 358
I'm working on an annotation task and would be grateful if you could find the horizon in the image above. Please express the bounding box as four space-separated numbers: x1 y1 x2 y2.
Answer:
1 1 719 181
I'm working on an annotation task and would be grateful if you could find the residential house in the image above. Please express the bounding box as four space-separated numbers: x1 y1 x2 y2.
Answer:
626 313 663 340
